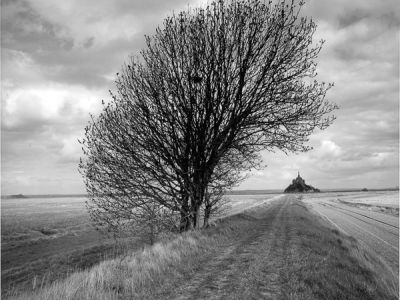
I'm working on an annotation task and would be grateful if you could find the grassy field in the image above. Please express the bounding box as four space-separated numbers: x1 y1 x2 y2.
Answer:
1 194 282 296
305 190 399 216
4 195 398 299
1 196 143 296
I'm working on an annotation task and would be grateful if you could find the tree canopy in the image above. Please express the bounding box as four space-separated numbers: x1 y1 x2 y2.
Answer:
80 0 337 234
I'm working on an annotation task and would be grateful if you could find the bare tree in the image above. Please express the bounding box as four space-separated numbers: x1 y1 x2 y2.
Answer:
80 0 337 233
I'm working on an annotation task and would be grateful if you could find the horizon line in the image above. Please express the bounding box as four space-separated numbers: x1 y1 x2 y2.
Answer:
2 187 399 198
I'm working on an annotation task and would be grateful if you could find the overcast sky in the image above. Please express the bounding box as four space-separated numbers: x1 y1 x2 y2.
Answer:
1 0 399 195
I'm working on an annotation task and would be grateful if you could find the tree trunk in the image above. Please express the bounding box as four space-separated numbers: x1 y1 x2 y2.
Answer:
195 205 201 229
203 186 211 228
203 204 211 228
179 211 191 232
149 221 154 245
191 183 205 229
188 204 202 229
179 196 191 232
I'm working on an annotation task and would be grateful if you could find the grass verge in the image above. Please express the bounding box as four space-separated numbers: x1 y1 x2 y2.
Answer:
283 200 398 300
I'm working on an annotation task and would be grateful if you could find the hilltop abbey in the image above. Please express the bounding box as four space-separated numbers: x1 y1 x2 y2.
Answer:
284 172 320 193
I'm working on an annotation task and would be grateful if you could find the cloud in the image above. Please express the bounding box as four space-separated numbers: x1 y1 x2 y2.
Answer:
2 84 103 129
1 0 208 194
304 0 400 27
1 83 107 194
313 140 342 160
2 0 199 89
1 0 398 194
59 135 82 164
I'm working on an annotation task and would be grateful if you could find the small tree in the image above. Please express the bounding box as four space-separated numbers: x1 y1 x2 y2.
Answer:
80 0 337 233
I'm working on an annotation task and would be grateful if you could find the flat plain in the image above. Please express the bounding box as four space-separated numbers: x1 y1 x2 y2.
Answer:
303 190 399 283
1 196 137 296
1 191 398 298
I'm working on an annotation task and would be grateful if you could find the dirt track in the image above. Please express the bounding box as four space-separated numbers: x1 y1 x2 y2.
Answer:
158 196 307 299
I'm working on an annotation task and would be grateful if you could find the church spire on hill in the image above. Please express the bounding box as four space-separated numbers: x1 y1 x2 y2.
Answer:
284 172 320 193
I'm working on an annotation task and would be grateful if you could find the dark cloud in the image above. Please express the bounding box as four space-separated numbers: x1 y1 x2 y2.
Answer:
83 37 95 49
1 0 74 53
337 9 400 29
32 36 145 87
2 0 193 89
337 11 369 28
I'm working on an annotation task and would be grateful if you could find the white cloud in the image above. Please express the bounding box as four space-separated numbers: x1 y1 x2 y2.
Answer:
59 135 81 163
23 0 199 49
2 84 104 129
314 140 343 160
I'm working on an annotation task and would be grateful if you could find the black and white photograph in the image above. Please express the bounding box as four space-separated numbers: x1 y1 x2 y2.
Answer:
1 0 399 298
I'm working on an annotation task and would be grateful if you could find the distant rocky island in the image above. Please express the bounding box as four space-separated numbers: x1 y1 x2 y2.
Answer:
284 172 320 193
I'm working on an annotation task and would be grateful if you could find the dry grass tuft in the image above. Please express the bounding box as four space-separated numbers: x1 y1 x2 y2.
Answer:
10 229 228 300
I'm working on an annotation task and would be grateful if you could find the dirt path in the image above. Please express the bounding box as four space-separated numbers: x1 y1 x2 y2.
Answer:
162 196 294 299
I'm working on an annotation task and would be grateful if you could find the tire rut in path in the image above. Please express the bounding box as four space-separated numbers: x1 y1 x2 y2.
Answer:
171 198 291 300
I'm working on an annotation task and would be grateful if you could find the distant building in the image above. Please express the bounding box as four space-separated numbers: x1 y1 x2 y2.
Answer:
284 172 320 193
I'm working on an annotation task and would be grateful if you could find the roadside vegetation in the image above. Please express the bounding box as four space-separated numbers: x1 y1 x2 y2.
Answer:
9 196 397 300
